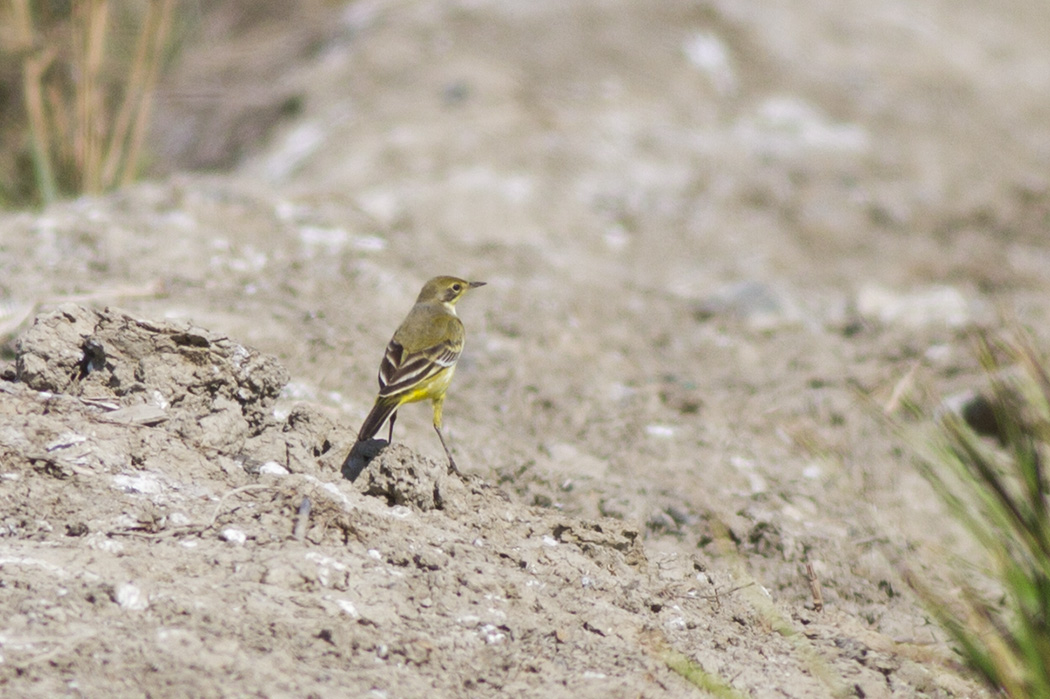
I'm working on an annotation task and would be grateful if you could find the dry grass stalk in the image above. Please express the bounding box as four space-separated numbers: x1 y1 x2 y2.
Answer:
117 0 175 188
4 0 177 203
9 0 59 202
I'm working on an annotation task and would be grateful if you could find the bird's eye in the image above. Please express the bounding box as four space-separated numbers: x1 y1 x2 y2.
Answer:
452 283 462 292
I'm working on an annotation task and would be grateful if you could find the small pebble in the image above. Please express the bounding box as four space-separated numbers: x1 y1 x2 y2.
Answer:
645 424 676 438
336 599 360 618
479 624 505 644
258 461 289 476
220 528 247 545
115 583 149 611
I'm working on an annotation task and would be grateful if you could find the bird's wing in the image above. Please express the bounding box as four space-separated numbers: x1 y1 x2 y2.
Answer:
376 305 465 397
377 337 461 398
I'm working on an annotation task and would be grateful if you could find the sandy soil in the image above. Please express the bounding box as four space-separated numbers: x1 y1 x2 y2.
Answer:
3 0 1050 696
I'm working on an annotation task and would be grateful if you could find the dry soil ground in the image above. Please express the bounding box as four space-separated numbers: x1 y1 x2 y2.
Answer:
3 0 1050 697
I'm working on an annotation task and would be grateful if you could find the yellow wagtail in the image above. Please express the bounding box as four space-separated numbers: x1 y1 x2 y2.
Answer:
355 275 485 473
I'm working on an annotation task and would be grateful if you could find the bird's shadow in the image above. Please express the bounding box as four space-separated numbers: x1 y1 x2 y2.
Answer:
341 438 387 482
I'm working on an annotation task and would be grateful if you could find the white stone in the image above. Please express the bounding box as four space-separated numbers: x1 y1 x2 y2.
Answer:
645 424 676 438
115 583 149 611
258 461 289 476
336 599 360 619
220 528 247 545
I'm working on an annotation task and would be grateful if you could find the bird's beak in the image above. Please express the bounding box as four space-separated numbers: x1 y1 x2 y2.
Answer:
469 281 487 289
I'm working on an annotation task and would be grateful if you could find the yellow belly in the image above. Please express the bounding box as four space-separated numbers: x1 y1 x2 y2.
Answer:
399 366 455 404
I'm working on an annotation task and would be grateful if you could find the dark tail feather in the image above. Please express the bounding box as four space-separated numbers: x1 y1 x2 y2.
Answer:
357 397 399 442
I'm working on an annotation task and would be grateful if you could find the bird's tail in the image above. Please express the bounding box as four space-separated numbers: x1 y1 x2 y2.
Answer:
357 396 399 442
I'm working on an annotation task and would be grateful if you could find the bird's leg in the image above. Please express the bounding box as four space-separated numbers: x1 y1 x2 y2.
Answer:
387 410 397 444
431 397 458 474
434 424 459 474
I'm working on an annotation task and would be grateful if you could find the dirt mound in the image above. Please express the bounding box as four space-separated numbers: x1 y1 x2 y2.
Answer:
16 303 288 444
0 307 957 696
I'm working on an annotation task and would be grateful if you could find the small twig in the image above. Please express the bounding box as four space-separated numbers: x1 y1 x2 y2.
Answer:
884 360 920 414
696 581 756 607
108 484 272 539
202 484 271 531
293 496 312 541
805 562 824 613
76 396 122 410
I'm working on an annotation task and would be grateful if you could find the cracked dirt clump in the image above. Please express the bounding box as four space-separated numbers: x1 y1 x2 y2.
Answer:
358 443 450 511
15 303 289 452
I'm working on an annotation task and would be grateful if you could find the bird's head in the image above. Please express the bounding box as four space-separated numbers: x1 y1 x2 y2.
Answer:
417 276 486 308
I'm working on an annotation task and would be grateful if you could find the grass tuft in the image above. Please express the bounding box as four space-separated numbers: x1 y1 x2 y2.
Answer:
662 647 750 699
911 332 1050 697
